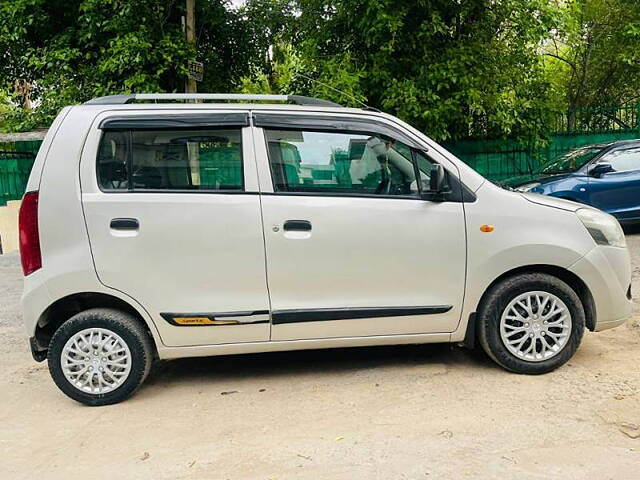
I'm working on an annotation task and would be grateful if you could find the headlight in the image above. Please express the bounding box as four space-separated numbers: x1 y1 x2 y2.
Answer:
515 182 541 192
576 208 626 248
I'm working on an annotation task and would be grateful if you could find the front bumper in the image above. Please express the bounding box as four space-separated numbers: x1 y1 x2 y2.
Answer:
569 245 633 331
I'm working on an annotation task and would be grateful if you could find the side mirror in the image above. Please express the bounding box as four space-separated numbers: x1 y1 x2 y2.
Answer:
590 163 613 178
421 164 451 201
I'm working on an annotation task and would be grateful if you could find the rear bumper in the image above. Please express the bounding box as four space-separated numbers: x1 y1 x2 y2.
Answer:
21 269 53 338
569 245 633 331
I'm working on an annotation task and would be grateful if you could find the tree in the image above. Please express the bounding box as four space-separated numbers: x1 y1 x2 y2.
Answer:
194 0 271 94
0 0 258 131
545 0 640 112
3 0 639 139
240 0 562 143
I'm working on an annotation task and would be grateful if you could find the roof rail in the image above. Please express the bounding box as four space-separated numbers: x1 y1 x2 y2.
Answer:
84 93 342 107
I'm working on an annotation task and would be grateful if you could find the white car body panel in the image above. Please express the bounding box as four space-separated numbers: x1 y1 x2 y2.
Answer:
20 101 633 362
22 107 164 349
568 244 632 331
520 191 584 211
252 122 466 340
79 112 270 347
450 182 606 341
260 195 466 339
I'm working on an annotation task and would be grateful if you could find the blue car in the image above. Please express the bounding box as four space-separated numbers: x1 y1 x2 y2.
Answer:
504 140 640 224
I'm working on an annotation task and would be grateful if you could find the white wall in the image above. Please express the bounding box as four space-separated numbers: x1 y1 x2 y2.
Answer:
0 200 20 254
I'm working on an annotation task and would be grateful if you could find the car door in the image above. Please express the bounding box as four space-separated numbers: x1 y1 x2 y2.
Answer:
252 112 467 341
588 146 640 222
80 111 271 347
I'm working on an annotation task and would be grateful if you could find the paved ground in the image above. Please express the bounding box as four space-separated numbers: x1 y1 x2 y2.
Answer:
1 229 639 479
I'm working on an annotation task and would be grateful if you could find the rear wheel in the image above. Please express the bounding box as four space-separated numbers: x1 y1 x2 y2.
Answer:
478 273 585 374
48 308 154 406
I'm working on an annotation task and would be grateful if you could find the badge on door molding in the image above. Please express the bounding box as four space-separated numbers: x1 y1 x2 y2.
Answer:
172 316 238 326
160 311 270 326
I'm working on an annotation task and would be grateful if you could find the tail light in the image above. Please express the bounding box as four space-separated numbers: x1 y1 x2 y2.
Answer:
18 191 42 276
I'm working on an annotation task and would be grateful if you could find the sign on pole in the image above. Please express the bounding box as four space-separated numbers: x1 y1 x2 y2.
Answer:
188 61 204 83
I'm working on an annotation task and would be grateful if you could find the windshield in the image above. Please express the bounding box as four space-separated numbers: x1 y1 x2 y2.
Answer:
539 147 603 175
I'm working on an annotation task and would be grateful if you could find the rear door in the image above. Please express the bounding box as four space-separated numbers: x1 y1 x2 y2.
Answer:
253 112 467 341
588 146 640 222
80 111 271 347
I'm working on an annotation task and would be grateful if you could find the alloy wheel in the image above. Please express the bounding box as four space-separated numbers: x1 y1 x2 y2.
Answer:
499 291 572 362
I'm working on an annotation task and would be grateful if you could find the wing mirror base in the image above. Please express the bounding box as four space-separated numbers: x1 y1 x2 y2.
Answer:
590 163 613 178
421 164 450 202
421 190 452 202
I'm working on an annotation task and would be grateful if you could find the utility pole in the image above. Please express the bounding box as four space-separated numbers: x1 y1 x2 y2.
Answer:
185 0 197 93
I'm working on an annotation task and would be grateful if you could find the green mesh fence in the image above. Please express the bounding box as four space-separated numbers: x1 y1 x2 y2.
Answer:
444 104 640 181
444 131 640 182
198 147 243 188
2 104 640 198
0 140 42 205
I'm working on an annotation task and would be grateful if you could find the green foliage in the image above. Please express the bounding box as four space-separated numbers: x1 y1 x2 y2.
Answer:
544 0 640 111
0 0 255 131
237 42 367 107
0 89 11 130
195 0 271 93
1 0 639 143
239 0 562 143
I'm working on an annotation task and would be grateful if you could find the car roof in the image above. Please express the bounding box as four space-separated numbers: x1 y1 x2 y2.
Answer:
80 93 372 114
78 101 367 114
77 93 376 118
84 93 346 107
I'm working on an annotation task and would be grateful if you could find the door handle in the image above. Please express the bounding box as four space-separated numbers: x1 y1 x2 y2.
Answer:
110 218 139 230
283 220 312 232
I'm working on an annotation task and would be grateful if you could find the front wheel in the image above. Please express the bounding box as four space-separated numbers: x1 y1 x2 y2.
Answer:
478 273 585 374
48 308 154 406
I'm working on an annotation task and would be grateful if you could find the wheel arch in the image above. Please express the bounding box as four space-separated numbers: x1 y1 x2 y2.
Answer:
467 264 596 345
31 292 159 360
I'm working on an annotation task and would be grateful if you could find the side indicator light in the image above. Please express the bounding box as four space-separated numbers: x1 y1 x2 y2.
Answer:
480 224 494 233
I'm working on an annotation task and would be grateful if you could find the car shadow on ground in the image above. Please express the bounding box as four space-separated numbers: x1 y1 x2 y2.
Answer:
144 343 497 389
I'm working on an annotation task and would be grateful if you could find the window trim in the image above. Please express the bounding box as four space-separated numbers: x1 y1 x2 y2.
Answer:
261 125 475 203
98 113 250 130
260 191 423 201
253 113 424 149
96 126 247 194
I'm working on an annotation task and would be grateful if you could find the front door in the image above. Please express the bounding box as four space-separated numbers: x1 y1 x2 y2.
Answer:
253 116 467 341
589 146 640 222
81 112 271 347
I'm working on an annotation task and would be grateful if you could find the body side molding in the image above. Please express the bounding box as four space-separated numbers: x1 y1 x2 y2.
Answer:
161 310 269 326
272 306 452 324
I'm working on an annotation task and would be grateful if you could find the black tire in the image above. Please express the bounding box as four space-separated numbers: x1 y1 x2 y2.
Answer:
477 273 585 374
48 308 154 406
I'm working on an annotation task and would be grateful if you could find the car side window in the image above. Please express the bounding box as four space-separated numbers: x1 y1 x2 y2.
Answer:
265 129 434 196
601 147 640 173
97 129 243 191
98 131 130 190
